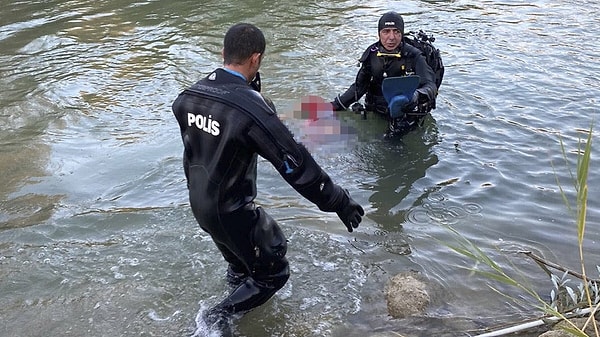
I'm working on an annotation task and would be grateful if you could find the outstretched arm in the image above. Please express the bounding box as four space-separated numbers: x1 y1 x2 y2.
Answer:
332 60 372 111
247 103 364 231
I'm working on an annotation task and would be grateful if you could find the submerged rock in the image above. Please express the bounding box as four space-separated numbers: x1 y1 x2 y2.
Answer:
384 271 430 318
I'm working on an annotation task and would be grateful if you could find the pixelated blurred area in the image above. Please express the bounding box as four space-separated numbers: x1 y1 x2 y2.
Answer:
292 95 335 121
279 95 357 152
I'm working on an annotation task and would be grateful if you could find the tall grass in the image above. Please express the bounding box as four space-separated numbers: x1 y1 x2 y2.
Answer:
445 124 596 336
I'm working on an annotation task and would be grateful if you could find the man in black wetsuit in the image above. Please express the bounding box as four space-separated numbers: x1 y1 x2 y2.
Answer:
172 23 364 332
331 11 438 136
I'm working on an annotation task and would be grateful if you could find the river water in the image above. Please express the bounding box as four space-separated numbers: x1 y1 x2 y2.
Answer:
1 1 599 336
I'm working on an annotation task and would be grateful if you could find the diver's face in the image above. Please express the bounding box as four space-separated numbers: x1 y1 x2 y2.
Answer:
379 28 402 51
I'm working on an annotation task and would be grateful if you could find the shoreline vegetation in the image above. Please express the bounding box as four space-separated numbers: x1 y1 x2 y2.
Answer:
446 125 597 337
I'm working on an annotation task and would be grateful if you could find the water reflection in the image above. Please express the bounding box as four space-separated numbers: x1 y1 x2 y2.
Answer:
357 116 440 231
335 113 440 257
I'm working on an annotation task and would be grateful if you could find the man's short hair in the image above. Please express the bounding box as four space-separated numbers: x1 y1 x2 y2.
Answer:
223 23 266 65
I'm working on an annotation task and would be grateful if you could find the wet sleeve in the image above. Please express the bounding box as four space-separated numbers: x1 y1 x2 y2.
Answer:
246 113 348 213
335 63 371 110
333 48 373 110
414 54 438 102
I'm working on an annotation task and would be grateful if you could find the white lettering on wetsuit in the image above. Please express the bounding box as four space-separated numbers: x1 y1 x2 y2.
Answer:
187 112 220 136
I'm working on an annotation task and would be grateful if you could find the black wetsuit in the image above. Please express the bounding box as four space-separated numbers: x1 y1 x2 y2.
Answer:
172 68 351 322
333 40 437 132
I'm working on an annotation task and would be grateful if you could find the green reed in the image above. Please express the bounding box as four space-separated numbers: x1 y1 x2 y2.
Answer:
444 124 596 336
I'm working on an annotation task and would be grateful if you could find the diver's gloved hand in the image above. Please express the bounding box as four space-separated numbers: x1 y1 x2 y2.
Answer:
413 89 430 105
330 96 345 111
416 100 432 115
404 90 424 112
336 190 364 232
411 90 432 114
351 102 365 113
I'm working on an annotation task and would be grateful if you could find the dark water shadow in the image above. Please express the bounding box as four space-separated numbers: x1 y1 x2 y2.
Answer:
355 115 440 231
335 112 440 258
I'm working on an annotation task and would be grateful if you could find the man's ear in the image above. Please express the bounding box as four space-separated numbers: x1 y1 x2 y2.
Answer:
251 52 262 65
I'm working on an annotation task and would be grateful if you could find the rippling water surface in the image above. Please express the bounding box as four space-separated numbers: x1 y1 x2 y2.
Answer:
1 1 599 336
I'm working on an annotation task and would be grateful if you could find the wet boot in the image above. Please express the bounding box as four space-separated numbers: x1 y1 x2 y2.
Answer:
226 264 248 288
202 308 233 337
204 263 290 330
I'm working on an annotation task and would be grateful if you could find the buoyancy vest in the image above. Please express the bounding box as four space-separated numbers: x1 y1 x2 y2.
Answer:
361 42 423 112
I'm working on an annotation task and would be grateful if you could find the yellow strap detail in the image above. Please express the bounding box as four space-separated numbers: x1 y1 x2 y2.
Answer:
376 51 402 58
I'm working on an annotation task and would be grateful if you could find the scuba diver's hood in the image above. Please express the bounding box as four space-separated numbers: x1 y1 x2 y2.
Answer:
378 11 404 34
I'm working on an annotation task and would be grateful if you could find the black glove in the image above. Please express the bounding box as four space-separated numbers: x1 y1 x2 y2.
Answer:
352 102 367 119
336 190 364 232
407 90 430 112
330 96 345 111
351 102 365 113
415 89 431 104
417 101 432 114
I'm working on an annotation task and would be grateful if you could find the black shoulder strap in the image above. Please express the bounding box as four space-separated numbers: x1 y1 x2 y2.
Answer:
185 82 274 115
359 42 379 63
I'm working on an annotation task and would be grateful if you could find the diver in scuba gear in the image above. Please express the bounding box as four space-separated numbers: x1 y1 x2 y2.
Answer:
331 11 438 136
172 23 364 333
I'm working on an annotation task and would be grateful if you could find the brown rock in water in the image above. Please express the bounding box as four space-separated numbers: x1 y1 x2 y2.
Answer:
384 271 430 318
